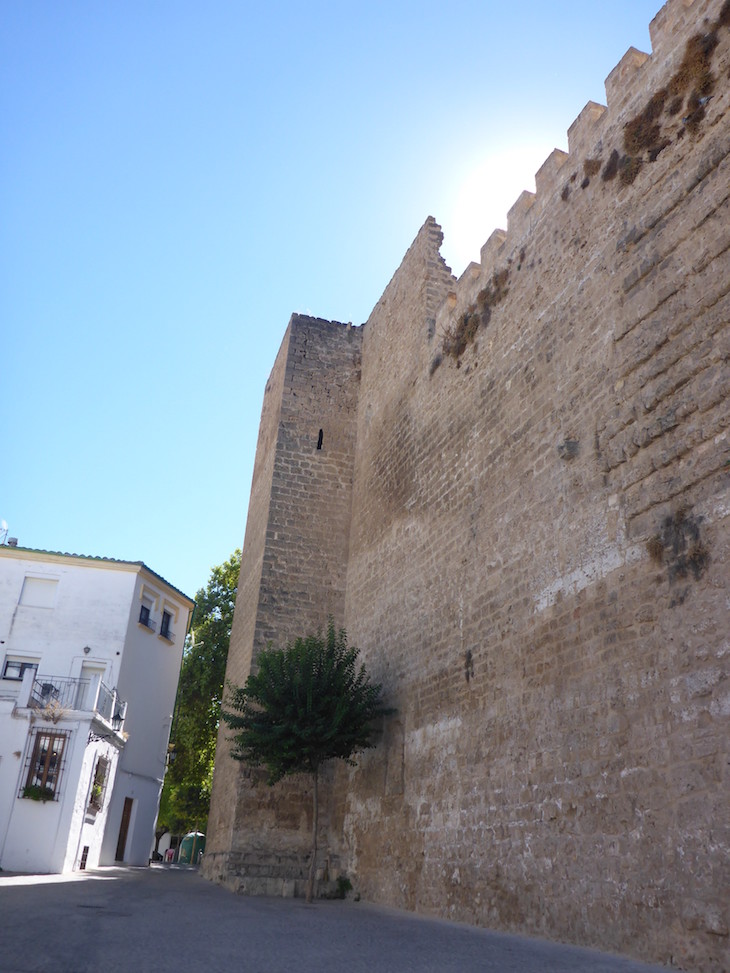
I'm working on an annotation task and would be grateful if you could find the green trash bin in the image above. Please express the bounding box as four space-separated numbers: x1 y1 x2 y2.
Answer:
178 831 205 865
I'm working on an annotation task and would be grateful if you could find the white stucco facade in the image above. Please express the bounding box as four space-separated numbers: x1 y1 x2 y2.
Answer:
0 547 193 873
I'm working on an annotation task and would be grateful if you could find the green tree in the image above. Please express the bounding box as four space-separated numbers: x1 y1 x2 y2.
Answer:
222 620 388 902
158 548 241 839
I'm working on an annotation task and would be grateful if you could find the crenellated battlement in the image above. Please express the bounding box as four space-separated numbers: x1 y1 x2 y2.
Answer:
566 100 608 157
650 0 706 57
435 0 725 362
604 47 651 113
479 227 507 269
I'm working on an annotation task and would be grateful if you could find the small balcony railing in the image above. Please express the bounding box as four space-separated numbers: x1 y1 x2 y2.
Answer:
138 609 156 631
95 680 128 730
29 675 127 732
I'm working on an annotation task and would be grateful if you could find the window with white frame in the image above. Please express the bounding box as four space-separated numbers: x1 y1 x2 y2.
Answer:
2 656 39 681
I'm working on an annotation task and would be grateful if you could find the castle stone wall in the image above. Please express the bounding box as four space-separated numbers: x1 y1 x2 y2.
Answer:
206 2 729 968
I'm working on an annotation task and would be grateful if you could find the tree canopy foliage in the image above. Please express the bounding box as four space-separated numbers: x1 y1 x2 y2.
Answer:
222 620 388 900
158 548 241 838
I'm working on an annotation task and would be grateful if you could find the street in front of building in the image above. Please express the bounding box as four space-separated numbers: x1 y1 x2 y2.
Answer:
0 865 671 973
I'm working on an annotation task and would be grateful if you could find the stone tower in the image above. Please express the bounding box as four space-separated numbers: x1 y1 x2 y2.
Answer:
204 313 363 890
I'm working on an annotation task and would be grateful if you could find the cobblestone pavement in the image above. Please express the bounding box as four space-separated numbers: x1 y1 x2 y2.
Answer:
0 865 670 973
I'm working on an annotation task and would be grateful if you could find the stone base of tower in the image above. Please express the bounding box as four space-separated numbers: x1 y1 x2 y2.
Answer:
201 757 348 900
201 847 347 899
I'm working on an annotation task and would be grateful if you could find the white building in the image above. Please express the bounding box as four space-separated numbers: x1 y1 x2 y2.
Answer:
0 546 194 873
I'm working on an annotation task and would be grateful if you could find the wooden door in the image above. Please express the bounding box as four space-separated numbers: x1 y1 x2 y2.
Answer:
115 797 133 861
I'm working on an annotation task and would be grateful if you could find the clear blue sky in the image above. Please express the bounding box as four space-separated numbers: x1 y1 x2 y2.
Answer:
2 1 661 600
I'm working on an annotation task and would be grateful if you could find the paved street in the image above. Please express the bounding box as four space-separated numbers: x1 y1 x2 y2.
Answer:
0 865 669 973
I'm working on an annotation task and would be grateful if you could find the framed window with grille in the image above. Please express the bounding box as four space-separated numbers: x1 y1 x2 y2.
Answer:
88 756 110 813
22 730 69 801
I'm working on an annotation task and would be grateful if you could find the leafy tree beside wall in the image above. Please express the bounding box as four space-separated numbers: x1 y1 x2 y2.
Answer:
223 620 388 902
158 549 241 838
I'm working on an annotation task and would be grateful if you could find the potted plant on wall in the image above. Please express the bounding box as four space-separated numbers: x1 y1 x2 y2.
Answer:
88 781 103 812
88 756 109 813
22 784 55 802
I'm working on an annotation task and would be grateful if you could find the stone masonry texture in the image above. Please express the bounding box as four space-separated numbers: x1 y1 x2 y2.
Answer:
204 2 730 970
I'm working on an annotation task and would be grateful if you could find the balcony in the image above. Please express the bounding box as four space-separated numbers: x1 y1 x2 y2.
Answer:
28 675 127 733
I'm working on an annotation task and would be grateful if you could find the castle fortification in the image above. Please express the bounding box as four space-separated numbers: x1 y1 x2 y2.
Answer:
204 2 730 969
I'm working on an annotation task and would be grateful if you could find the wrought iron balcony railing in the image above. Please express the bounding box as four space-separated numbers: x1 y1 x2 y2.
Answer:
28 675 127 732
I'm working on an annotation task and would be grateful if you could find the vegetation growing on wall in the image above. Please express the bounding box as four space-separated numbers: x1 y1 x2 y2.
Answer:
646 504 710 588
433 267 511 372
438 9 729 378
557 7 730 198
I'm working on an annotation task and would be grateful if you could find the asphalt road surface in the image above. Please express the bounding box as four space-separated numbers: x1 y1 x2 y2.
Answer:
0 865 670 973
